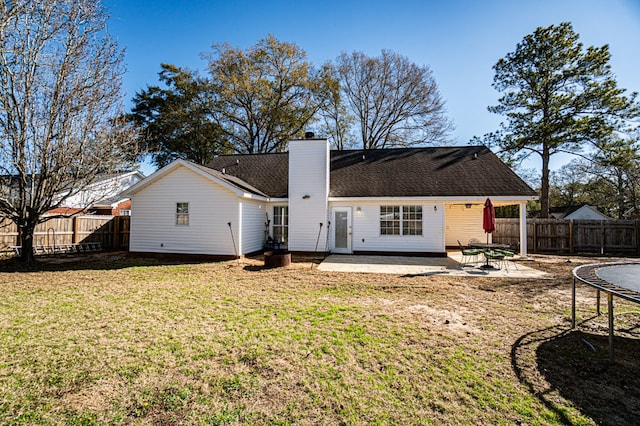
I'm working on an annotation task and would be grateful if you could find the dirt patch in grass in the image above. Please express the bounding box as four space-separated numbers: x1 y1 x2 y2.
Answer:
0 253 638 424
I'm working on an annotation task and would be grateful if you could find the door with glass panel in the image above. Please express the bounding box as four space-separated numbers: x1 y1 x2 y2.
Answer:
331 207 352 254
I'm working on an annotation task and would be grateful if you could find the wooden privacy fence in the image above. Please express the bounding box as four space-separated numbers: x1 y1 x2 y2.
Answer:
494 218 640 256
0 215 130 253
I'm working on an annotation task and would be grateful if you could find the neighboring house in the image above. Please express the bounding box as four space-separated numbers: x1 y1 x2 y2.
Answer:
124 138 537 258
537 205 613 221
48 171 144 216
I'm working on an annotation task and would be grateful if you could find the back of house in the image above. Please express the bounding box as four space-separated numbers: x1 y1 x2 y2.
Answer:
124 137 536 258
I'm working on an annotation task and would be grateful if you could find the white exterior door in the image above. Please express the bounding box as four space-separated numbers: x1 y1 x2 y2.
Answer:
331 207 352 254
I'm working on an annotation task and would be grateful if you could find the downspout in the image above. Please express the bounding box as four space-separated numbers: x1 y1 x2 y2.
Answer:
237 202 243 258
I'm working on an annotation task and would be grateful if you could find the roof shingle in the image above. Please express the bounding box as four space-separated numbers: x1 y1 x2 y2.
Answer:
206 146 535 199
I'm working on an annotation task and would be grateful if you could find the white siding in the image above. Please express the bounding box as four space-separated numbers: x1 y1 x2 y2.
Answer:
565 205 611 220
241 201 267 254
444 204 487 247
63 172 143 208
130 166 240 255
288 139 329 251
336 202 445 253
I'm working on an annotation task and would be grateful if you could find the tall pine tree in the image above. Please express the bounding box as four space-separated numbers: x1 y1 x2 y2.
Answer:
481 22 638 217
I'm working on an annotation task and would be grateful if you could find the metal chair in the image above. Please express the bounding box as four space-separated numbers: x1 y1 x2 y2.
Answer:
458 240 482 267
484 250 508 271
496 248 518 270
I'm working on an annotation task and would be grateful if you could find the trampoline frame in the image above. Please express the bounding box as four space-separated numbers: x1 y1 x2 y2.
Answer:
572 261 640 362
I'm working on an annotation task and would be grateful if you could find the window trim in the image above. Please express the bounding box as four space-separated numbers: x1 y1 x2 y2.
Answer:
380 205 400 235
176 202 189 226
380 205 423 237
402 205 423 236
272 205 288 244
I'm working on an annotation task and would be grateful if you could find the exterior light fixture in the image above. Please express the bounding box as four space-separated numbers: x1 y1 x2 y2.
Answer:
356 207 362 214
465 203 472 209
302 194 310 199
433 205 437 212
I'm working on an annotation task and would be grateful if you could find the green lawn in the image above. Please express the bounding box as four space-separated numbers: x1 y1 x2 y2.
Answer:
0 254 638 425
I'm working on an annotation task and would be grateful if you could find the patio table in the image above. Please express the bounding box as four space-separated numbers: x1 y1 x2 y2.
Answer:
468 242 510 250
469 242 511 269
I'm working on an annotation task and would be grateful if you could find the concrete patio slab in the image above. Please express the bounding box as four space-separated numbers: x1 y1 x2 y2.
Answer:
318 252 548 278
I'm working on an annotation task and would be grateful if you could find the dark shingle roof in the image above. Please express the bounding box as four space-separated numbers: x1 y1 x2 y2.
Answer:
207 153 289 198
189 162 269 197
206 146 535 199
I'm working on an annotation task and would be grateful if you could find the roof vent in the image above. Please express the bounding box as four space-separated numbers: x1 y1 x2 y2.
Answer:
304 131 315 139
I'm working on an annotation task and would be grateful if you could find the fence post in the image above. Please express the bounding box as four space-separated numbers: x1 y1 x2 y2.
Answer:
601 220 605 255
532 221 537 254
112 216 120 249
72 216 79 244
569 219 574 255
637 220 640 257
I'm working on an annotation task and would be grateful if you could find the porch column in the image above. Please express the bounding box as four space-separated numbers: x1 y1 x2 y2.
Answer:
519 202 528 258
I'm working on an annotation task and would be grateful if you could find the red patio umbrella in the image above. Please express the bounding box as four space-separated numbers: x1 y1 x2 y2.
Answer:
483 197 495 243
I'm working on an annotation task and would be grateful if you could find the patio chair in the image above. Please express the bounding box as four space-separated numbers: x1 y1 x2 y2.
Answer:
468 238 481 246
484 250 508 271
457 240 482 267
496 248 518 270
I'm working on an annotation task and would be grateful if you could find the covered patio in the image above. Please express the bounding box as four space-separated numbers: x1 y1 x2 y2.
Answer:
444 199 531 258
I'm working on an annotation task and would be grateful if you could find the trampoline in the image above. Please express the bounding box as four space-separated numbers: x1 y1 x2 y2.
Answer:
572 262 640 361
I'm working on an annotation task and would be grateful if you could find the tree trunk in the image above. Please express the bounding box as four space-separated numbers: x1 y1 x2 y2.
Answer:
540 145 551 218
617 172 625 220
19 222 37 263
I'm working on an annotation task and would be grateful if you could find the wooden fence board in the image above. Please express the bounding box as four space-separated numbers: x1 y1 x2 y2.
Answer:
0 215 130 251
494 218 638 256
0 219 18 252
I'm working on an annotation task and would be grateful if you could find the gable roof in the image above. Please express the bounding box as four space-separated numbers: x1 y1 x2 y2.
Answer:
544 205 583 219
205 146 535 199
566 205 612 220
190 159 272 198
532 204 613 220
124 159 270 199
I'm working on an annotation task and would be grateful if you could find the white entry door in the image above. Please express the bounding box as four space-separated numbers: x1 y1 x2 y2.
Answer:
331 207 352 254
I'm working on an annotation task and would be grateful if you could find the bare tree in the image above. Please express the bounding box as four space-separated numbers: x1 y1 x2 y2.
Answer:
336 50 453 149
206 35 332 154
314 63 356 150
0 0 135 261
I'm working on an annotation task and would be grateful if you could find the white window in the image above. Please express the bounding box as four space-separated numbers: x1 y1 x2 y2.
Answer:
403 205 423 235
119 209 131 216
380 205 400 235
273 206 288 244
176 202 189 225
380 205 422 236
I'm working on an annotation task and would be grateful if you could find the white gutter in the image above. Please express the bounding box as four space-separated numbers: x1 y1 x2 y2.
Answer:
328 195 538 203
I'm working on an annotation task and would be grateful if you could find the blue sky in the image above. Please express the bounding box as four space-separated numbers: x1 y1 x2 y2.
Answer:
105 0 640 175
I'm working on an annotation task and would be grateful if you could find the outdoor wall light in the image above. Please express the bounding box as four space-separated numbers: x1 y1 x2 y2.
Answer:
302 194 310 199
433 205 437 212
465 203 472 209
356 207 362 214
